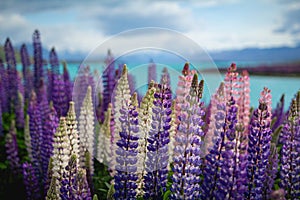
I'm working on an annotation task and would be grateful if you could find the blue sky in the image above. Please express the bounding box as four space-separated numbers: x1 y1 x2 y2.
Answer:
0 0 299 55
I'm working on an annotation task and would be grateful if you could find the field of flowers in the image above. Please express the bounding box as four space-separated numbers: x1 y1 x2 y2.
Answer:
0 30 299 200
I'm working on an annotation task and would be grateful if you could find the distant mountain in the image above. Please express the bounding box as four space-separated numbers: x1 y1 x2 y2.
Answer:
210 46 300 62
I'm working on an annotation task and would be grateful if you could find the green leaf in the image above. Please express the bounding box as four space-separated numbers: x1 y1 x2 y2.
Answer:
163 190 171 200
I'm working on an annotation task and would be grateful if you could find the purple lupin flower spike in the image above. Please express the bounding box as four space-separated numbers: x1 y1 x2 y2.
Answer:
280 97 300 200
101 50 116 122
33 30 43 91
23 162 41 199
263 143 279 199
148 59 157 84
60 154 78 200
52 74 67 117
0 58 8 113
23 162 41 200
143 81 172 199
15 91 24 129
20 44 32 100
272 94 285 132
48 47 60 101
63 62 72 108
5 120 20 174
74 169 92 200
114 93 139 199
0 98 2 136
246 87 272 200
171 74 205 199
4 38 18 112
41 103 59 184
200 83 226 199
28 91 43 179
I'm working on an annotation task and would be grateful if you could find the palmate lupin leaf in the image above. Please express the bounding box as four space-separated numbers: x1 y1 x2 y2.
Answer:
280 97 300 200
171 74 205 199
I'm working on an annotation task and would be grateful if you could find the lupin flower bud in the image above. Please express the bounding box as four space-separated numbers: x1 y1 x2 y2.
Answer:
171 74 205 199
5 120 20 174
66 102 80 159
246 87 272 200
114 93 139 199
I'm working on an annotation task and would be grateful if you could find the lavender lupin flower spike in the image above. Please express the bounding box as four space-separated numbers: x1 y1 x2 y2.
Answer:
33 30 43 91
247 87 272 200
23 162 41 200
171 74 205 199
144 77 172 199
114 93 139 199
20 44 32 100
280 95 300 200
5 120 20 174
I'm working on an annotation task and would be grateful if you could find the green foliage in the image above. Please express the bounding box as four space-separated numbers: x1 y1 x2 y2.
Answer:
92 159 113 199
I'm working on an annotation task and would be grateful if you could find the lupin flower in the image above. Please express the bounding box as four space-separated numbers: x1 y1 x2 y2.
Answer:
175 63 196 124
78 86 95 175
28 91 43 178
264 143 279 199
111 65 131 176
20 43 32 100
148 59 157 84
114 93 139 199
52 117 71 194
4 38 18 112
60 155 78 200
66 101 80 159
0 58 8 113
5 120 20 174
160 67 171 93
143 81 172 199
101 49 116 121
24 114 33 161
45 157 54 195
41 103 59 183
15 91 24 128
52 74 67 117
201 83 226 199
280 98 300 199
136 81 155 197
272 94 285 132
171 74 205 199
23 162 41 200
63 62 73 107
73 169 92 200
97 103 112 164
246 87 272 200
237 70 251 130
46 176 59 200
49 47 60 101
33 30 43 91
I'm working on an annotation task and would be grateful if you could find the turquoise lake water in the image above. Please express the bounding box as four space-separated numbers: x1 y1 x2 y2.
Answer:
17 61 300 110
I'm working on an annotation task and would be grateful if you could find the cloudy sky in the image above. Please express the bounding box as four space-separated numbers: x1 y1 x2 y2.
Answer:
0 0 299 55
